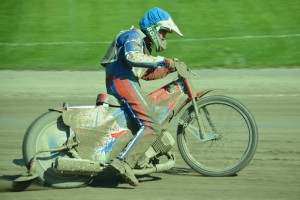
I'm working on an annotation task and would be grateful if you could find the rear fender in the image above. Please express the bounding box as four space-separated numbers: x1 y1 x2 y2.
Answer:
50 104 133 164
50 104 125 133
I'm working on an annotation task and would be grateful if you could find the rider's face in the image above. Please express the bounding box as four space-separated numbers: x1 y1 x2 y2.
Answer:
159 30 168 40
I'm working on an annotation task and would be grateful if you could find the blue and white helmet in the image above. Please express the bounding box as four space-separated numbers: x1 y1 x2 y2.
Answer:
139 7 183 52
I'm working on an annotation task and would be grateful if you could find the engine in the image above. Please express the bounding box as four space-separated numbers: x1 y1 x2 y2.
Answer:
136 131 175 168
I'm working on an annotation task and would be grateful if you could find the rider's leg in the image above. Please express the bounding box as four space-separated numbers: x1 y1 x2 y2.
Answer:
109 77 162 165
107 77 162 185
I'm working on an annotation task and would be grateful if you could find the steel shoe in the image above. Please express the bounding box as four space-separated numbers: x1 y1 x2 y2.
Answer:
109 158 139 186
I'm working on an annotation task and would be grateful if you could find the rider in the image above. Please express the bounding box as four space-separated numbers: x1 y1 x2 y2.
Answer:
100 7 183 186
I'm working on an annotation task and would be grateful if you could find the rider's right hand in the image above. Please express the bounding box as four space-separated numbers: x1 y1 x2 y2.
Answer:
165 58 177 72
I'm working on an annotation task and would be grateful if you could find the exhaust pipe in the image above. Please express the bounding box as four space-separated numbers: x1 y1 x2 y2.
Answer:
52 157 104 177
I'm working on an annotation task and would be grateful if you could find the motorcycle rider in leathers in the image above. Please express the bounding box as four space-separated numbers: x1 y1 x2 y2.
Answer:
100 7 183 186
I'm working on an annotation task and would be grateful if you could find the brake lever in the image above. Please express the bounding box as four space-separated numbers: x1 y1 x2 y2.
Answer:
188 68 197 76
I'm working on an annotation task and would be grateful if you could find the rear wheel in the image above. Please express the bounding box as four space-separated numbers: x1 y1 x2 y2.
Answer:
177 95 258 176
22 111 92 188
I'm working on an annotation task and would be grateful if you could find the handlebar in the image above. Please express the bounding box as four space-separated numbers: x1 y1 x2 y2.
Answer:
174 61 196 79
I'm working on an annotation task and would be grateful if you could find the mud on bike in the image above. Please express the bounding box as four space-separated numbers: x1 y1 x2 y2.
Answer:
15 62 258 188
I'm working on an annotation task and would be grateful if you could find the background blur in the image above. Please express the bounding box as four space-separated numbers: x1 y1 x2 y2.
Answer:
0 0 299 70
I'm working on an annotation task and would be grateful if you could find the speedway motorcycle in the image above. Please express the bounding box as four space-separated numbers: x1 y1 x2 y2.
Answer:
15 62 258 188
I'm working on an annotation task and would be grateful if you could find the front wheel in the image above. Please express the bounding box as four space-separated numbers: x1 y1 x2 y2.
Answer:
22 111 92 188
177 95 258 176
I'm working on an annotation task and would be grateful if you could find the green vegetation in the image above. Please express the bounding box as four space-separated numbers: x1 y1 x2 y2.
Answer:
0 0 299 70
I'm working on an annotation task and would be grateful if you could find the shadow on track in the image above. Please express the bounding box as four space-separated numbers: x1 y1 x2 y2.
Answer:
89 173 162 189
0 173 163 192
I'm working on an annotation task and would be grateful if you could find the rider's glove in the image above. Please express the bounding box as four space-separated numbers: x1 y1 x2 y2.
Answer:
165 58 176 72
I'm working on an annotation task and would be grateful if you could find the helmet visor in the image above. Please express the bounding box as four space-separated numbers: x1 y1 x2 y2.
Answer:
157 18 183 36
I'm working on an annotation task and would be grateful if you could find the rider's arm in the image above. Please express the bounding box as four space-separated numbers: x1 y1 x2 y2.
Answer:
126 52 166 68
123 31 175 80
141 68 169 80
123 31 169 69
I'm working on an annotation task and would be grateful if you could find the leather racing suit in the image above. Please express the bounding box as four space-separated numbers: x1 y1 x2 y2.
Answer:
101 27 173 168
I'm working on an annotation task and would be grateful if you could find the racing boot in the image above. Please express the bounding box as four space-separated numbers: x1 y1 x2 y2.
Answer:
108 158 139 186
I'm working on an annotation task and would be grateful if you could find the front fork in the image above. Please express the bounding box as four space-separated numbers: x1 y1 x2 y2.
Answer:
191 97 205 140
183 78 219 142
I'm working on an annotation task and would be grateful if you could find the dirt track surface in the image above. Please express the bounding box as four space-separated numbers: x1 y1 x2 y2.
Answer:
0 69 299 200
